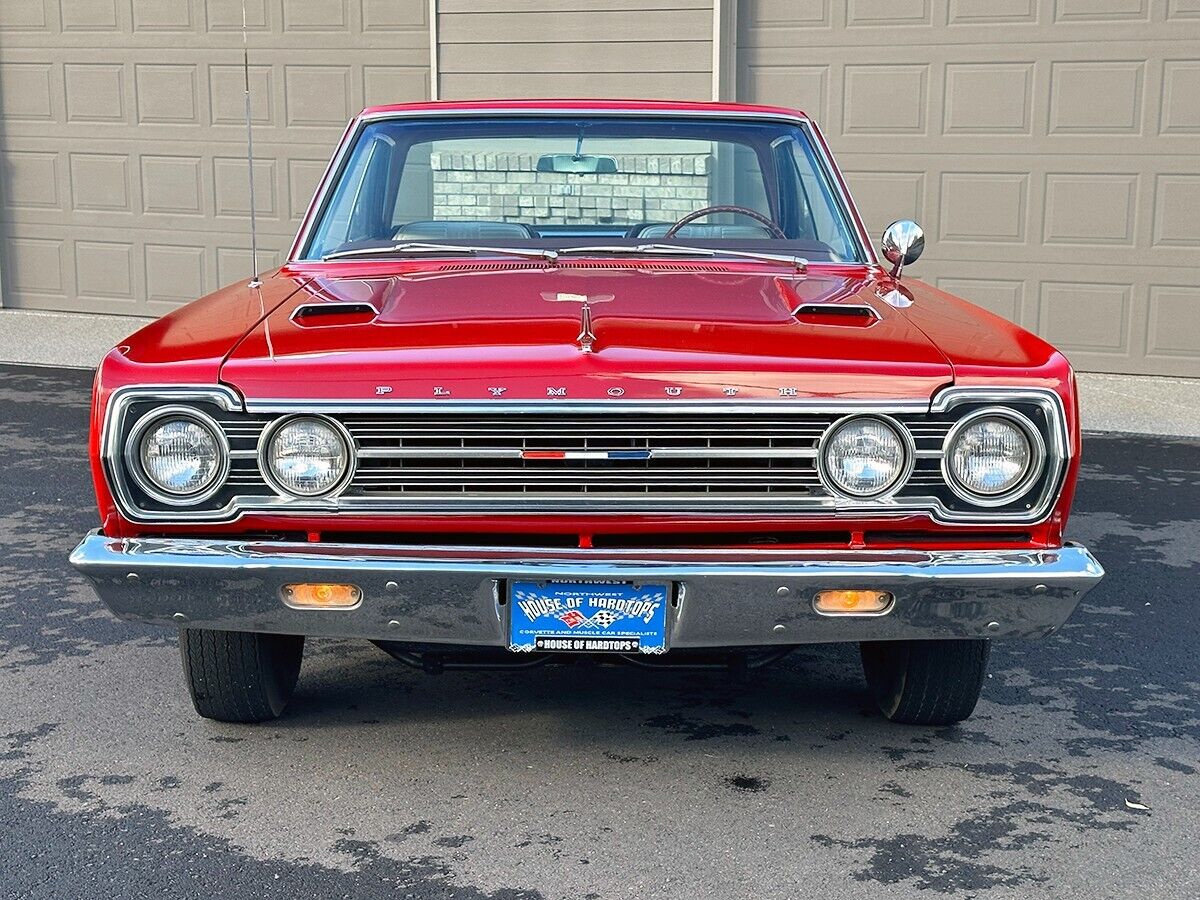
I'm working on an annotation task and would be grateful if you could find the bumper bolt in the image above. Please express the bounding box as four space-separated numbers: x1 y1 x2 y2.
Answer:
385 581 399 592
772 624 786 633
1032 583 1047 594
986 621 1001 633
126 572 139 583
776 586 791 597
172 612 187 623
387 619 401 629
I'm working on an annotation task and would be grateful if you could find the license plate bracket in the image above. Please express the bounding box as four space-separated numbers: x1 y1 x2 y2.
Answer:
508 580 670 654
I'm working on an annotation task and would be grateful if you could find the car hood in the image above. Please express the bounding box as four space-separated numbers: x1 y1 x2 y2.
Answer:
219 261 953 401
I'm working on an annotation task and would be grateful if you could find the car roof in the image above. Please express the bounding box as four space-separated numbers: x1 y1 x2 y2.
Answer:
357 98 811 121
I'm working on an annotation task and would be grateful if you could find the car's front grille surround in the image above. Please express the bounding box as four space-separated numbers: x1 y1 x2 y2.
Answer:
101 389 1069 525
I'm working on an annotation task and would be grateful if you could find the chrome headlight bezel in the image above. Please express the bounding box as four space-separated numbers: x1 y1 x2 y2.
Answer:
817 414 915 500
940 407 1046 507
123 407 230 505
258 414 356 499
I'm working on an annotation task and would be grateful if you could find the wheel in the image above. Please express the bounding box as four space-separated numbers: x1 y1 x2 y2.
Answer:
860 639 989 725
179 628 304 723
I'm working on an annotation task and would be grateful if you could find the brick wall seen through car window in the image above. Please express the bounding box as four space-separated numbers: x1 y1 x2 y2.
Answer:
429 152 712 226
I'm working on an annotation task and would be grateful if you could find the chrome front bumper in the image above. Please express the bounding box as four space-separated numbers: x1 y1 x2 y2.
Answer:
69 531 1104 647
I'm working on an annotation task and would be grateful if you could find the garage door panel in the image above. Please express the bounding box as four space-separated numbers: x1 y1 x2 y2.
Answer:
0 0 428 43
1146 286 1200 363
4 151 63 211
740 1 1200 374
1160 60 1200 133
0 62 57 122
5 236 66 300
1152 175 1200 247
1 46 428 141
741 44 1197 157
0 0 430 315
5 136 337 234
744 2 1192 42
3 221 292 316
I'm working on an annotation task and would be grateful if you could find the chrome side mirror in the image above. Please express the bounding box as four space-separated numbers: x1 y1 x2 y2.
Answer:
881 220 924 279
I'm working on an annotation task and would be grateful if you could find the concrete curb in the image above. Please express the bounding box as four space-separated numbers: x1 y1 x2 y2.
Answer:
1 308 1197 438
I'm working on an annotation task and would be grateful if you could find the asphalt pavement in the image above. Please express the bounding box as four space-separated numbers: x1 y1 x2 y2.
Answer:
1 363 1197 899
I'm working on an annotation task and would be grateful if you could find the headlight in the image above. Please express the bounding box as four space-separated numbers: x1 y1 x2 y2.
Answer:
133 413 226 500
263 416 352 497
819 416 911 498
945 413 1039 501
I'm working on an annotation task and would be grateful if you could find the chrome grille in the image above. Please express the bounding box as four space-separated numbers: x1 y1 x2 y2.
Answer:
344 414 832 500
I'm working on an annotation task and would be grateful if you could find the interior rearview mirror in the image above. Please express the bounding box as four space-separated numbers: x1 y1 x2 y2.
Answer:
536 154 618 175
881 220 925 279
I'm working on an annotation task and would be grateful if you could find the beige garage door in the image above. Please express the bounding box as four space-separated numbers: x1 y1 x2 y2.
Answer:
738 0 1200 377
0 0 430 318
436 0 714 101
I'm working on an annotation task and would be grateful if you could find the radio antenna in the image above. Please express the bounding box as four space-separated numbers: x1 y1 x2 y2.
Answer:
241 0 262 289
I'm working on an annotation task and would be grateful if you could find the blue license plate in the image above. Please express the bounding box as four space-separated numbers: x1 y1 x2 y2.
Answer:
509 580 670 654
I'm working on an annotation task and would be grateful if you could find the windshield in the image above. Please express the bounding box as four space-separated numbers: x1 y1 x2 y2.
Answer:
300 116 864 264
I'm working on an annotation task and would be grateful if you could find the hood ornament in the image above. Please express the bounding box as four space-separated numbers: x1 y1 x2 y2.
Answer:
542 291 613 354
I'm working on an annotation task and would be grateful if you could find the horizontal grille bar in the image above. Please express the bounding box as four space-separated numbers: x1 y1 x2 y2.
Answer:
356 447 819 459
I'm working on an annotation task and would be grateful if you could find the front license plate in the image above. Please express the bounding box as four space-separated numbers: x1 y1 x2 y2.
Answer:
509 580 669 654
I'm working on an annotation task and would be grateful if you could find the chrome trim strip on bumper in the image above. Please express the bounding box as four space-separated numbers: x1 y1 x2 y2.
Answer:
70 531 1104 647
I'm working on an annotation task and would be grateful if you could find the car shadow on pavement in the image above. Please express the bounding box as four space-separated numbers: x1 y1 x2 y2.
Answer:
285 638 873 739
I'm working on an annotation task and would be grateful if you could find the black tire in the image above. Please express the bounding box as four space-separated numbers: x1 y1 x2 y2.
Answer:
179 628 304 723
860 639 989 725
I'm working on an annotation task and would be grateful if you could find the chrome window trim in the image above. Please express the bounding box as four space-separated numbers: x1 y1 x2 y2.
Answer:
288 108 876 267
940 407 1047 508
99 385 1070 527
122 405 231 506
257 414 358 501
816 414 916 501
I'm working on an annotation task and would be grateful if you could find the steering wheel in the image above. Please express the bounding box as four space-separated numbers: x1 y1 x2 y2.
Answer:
663 205 787 240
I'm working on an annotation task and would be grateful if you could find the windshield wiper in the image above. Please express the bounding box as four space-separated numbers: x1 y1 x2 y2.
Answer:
559 243 714 258
558 243 807 272
322 242 558 262
321 240 806 272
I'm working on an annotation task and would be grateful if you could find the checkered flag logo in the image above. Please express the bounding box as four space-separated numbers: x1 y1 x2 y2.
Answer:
585 609 623 629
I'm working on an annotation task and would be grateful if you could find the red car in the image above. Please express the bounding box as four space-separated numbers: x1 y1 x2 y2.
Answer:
70 100 1103 726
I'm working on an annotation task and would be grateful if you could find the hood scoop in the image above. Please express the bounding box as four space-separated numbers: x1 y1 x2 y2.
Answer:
794 303 878 327
290 300 379 327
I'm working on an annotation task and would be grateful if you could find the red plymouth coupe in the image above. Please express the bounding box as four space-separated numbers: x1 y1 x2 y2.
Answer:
71 100 1103 725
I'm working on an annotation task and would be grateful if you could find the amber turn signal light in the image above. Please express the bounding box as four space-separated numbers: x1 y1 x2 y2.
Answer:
813 589 893 615
282 583 362 609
